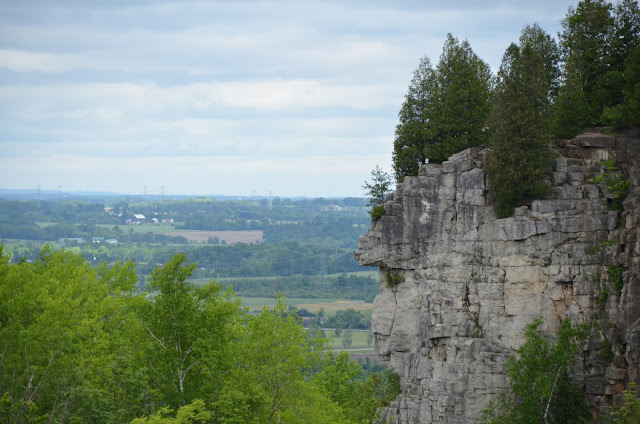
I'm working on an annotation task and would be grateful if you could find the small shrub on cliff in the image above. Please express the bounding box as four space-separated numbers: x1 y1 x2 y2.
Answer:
595 159 631 210
480 318 589 424
610 382 640 424
363 166 393 220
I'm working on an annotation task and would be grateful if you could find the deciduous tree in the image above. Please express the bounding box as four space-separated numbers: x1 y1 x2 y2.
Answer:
480 318 589 424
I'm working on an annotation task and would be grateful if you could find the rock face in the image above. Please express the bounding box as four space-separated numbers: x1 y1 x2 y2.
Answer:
355 134 640 423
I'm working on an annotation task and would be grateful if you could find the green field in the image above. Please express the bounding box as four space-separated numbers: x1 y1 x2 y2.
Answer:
326 330 372 348
239 297 341 308
95 222 186 234
192 270 378 285
237 296 372 314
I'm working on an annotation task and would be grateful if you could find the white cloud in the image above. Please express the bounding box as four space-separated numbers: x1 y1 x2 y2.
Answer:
0 49 71 72
0 0 578 196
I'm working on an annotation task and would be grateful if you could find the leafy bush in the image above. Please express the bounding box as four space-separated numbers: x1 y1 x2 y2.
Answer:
480 318 589 424
595 159 631 210
610 382 640 424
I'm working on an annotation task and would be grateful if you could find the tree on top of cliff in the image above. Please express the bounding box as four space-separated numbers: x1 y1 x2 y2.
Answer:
552 0 640 132
485 43 553 218
392 56 437 182
392 34 492 182
518 23 562 102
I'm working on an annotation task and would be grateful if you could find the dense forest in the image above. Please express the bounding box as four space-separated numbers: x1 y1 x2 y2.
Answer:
0 248 398 423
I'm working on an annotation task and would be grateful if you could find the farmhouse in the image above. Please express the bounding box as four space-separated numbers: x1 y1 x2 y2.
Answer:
127 213 146 224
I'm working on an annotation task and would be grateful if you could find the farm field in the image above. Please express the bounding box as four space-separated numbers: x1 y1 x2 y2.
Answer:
158 230 263 244
95 223 264 244
238 296 373 314
206 270 379 284
96 222 186 233
325 330 373 350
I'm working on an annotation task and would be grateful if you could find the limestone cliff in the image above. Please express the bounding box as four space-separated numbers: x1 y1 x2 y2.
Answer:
355 134 640 423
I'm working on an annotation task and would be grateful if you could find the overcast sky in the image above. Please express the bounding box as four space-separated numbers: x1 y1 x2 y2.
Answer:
0 0 579 198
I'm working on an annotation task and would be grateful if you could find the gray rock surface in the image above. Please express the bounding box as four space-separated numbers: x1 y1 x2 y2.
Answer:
355 134 640 423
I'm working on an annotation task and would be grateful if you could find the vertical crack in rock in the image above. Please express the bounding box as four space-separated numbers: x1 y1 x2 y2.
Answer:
356 136 640 423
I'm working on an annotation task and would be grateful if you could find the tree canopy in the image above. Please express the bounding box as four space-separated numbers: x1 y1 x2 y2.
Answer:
554 0 640 133
486 43 553 218
0 245 400 424
392 33 492 182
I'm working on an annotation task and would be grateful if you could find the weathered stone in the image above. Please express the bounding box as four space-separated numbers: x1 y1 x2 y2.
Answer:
355 136 640 423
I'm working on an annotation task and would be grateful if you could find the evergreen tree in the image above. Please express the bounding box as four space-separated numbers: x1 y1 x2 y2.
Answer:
426 34 493 164
618 0 640 127
551 60 592 138
363 166 393 220
625 44 640 126
558 0 616 126
486 44 552 218
612 0 640 74
392 34 492 182
519 23 562 101
392 57 437 182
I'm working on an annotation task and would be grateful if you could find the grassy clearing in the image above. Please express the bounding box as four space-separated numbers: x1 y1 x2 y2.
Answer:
234 296 374 315
324 330 374 350
201 270 378 284
239 297 340 308
95 223 186 234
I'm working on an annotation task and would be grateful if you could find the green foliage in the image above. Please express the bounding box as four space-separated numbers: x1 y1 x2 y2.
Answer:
595 159 631 210
610 382 640 424
370 205 386 221
598 287 610 310
0 245 142 423
559 0 615 125
385 268 404 287
553 0 640 131
486 43 552 218
136 254 241 409
313 352 402 424
393 34 492 181
325 308 368 330
480 318 589 424
363 166 393 219
392 57 437 180
551 60 592 138
608 264 626 296
0 247 393 424
519 23 562 100
626 45 640 127
130 399 210 424
426 34 492 164
600 338 614 363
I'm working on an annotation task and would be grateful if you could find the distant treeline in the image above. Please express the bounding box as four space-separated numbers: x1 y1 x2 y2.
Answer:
219 273 379 302
5 241 367 280
0 197 369 248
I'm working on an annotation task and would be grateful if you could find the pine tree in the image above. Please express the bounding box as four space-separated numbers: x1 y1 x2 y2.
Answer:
426 34 492 164
519 23 562 101
392 34 492 182
486 44 552 218
392 57 437 182
558 0 615 125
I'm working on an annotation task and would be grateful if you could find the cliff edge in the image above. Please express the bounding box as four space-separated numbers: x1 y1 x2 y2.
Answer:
355 134 640 423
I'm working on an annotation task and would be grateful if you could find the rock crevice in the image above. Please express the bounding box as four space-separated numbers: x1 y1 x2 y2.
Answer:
356 134 640 423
